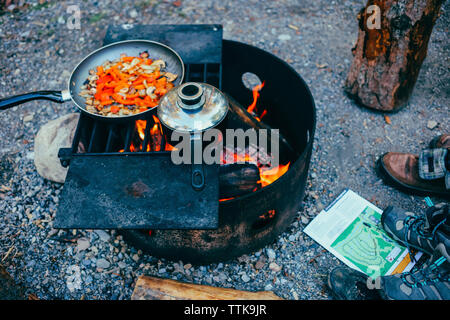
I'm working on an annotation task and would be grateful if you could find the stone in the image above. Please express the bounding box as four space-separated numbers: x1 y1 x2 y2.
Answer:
427 120 438 130
34 113 80 183
266 248 276 260
241 273 250 282
269 262 282 272
278 34 291 41
254 256 266 270
23 114 34 122
96 258 110 269
129 9 138 18
264 284 273 291
76 237 90 252
94 230 111 242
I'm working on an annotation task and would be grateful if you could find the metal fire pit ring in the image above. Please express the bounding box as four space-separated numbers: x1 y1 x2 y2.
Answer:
120 39 316 264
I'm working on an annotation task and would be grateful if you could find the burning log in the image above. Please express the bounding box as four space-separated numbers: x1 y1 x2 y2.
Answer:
226 93 296 159
219 163 261 199
131 276 283 300
345 0 444 111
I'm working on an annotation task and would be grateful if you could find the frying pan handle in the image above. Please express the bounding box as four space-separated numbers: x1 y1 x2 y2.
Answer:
0 90 69 111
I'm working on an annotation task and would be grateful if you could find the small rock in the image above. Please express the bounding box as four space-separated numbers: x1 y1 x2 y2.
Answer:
118 262 127 269
96 258 110 269
95 230 111 242
237 254 249 263
76 237 90 252
264 284 273 291
269 262 282 272
266 248 276 260
23 114 34 122
241 273 250 282
129 9 138 18
427 120 438 130
254 256 266 270
278 34 291 41
184 264 192 270
132 254 139 262
34 113 80 183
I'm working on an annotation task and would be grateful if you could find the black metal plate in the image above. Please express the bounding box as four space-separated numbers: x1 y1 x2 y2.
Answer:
104 24 222 64
54 154 219 229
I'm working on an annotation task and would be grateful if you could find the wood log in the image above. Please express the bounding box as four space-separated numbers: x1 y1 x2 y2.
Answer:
345 0 444 112
226 94 297 160
131 275 283 300
219 163 261 199
0 265 26 300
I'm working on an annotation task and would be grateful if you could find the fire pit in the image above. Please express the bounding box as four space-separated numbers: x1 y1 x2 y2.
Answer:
56 25 316 263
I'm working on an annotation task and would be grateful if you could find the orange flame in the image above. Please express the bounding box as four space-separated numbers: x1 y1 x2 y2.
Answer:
258 163 290 187
247 81 265 114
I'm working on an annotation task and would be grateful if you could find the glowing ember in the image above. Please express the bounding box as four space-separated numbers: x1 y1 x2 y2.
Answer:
259 209 275 219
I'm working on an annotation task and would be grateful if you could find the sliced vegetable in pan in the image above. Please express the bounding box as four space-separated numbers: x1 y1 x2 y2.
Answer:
78 51 178 117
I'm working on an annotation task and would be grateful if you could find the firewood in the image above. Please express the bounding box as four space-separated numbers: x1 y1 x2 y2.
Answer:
219 163 261 199
345 0 444 112
131 276 283 300
226 94 297 159
0 265 26 300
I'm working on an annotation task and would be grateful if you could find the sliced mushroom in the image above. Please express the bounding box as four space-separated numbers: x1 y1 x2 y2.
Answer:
151 59 165 69
146 86 156 96
130 58 140 67
119 87 129 94
163 72 178 82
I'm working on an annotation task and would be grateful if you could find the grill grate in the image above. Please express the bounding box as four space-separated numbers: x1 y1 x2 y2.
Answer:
65 25 223 159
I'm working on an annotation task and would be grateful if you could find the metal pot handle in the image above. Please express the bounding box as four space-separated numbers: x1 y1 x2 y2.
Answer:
0 90 70 111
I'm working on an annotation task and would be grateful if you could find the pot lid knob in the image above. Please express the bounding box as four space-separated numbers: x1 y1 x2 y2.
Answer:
157 82 228 133
177 83 205 111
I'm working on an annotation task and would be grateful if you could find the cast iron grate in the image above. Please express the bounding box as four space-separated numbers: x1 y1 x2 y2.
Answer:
55 25 224 230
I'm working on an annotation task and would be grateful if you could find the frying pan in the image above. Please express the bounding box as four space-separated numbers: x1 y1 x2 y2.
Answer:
0 40 185 121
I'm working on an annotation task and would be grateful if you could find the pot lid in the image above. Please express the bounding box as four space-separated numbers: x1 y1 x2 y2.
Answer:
157 82 228 133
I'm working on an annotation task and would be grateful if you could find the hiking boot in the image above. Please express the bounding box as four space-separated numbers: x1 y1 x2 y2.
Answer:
379 251 450 300
327 266 381 300
377 134 450 198
381 204 450 257
429 134 450 149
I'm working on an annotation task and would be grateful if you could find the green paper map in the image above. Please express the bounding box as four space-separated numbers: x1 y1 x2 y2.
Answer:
304 189 420 276
330 206 400 276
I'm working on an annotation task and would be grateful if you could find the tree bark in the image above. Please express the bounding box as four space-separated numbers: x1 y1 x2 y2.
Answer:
345 0 444 112
131 276 283 300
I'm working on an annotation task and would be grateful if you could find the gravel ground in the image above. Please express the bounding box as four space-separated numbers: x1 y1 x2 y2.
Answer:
0 0 449 300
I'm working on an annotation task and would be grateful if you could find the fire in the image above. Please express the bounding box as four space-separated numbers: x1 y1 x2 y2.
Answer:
247 81 265 114
118 80 290 201
258 163 290 187
136 120 146 141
